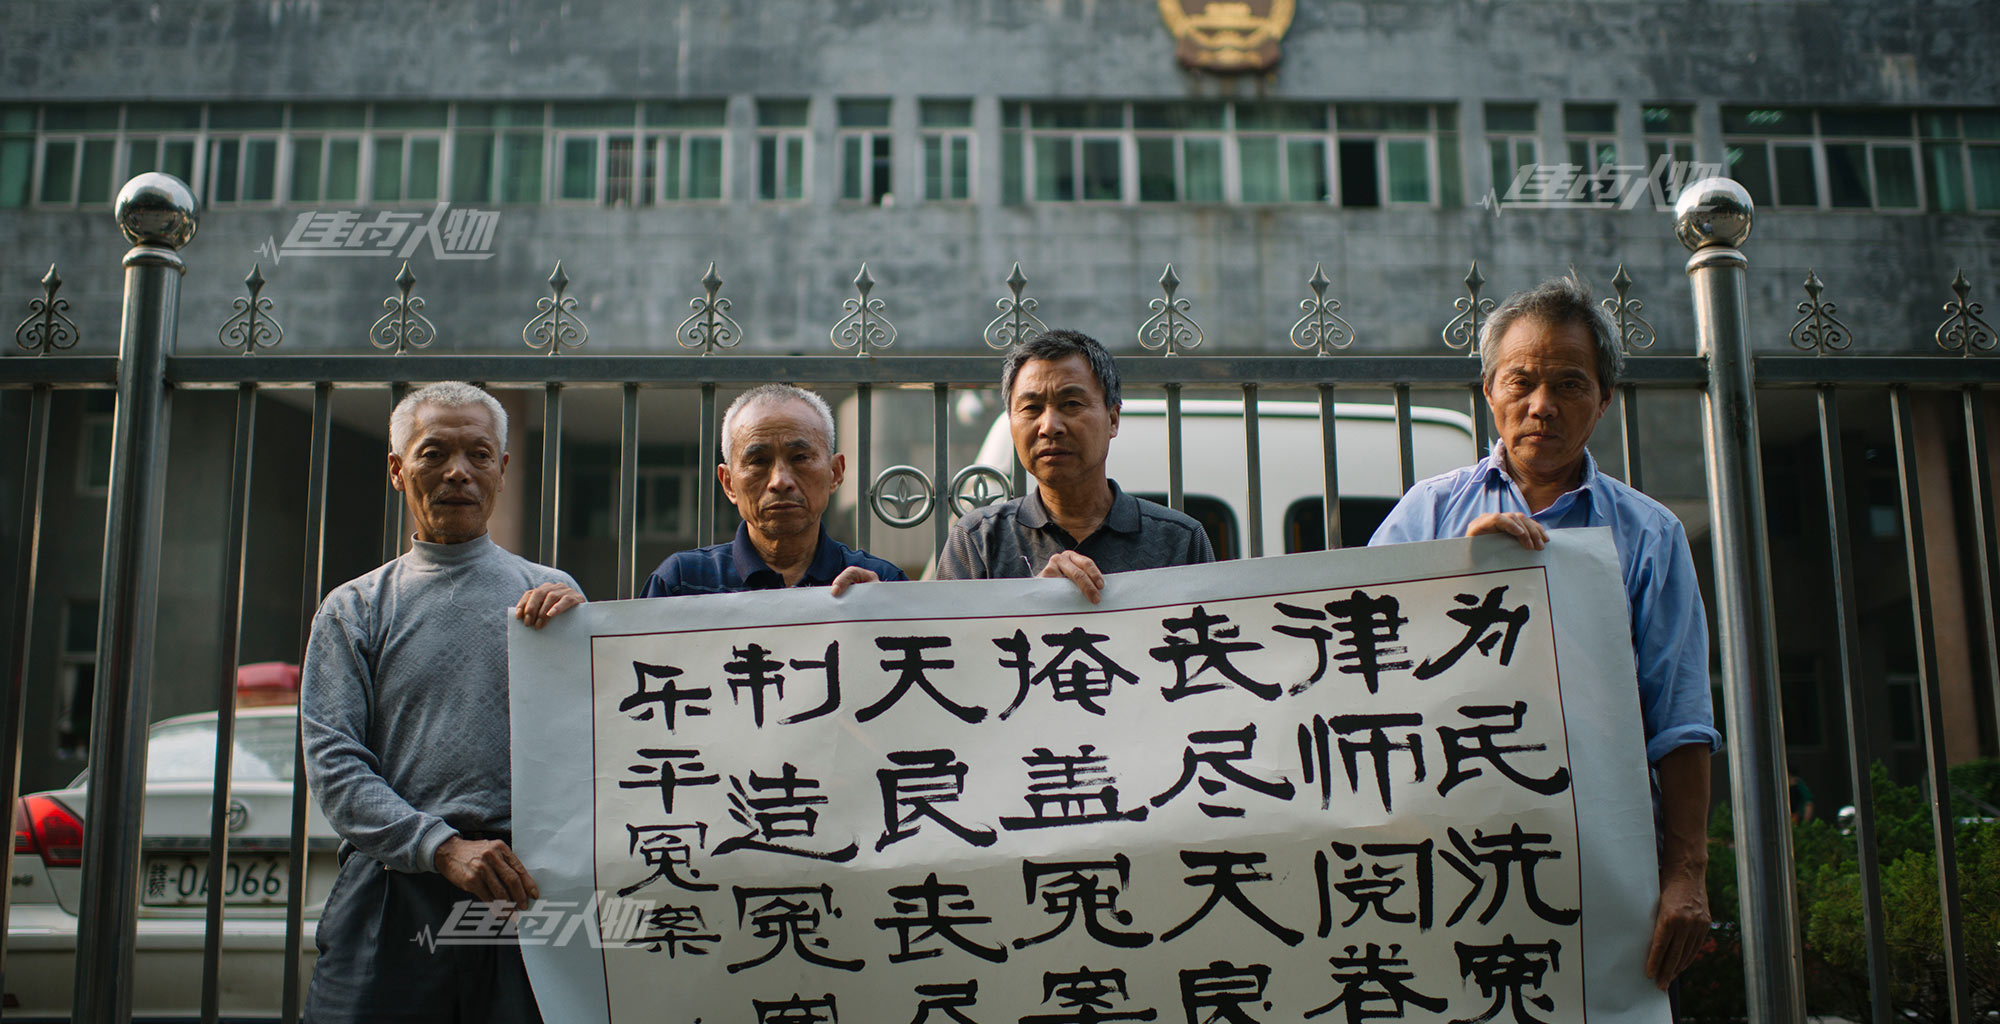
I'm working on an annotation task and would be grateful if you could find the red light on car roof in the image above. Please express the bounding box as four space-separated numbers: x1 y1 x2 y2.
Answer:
13 795 83 868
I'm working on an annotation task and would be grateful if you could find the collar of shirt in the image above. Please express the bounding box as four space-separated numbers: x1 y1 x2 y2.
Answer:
405 531 496 570
728 522 845 588
1473 441 1603 523
1014 479 1143 536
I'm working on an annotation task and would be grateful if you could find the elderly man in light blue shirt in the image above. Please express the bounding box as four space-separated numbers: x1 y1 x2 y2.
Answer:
1370 275 1721 998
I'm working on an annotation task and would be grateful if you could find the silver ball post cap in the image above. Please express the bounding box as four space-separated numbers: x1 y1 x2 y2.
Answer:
1674 177 1753 253
114 173 198 250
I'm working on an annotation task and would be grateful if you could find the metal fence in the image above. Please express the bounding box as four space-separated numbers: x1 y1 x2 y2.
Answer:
2 172 1995 1024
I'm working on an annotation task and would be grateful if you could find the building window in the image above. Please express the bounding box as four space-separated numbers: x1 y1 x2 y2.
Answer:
367 103 448 203
1485 103 1539 197
1236 102 1328 203
1643 103 1697 199
77 408 113 496
1332 103 1443 207
1019 102 1124 202
1135 101 1226 203
57 599 98 761
453 102 546 204
839 99 892 205
0 104 33 208
647 100 727 202
757 99 809 201
37 105 122 207
920 99 974 202
1563 103 1617 201
1920 110 2000 213
1724 106 1923 211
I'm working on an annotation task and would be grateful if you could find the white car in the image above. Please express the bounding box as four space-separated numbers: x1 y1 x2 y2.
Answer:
6 706 336 1020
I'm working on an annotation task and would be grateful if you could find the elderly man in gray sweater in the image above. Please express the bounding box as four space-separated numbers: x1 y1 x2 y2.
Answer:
301 382 580 1024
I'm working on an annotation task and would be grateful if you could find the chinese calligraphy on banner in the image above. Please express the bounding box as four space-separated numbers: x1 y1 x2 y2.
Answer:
511 529 1671 1024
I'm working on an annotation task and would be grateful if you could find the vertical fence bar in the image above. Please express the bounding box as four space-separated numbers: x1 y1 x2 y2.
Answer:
856 383 873 550
1165 382 1184 512
1814 387 1893 1024
699 383 717 543
0 384 52 985
1619 385 1645 491
933 384 950 557
381 382 408 562
281 382 333 1024
1470 386 1492 454
1889 386 1971 1022
1317 384 1341 549
540 383 563 566
1392 384 1415 494
199 383 257 1024
1961 387 2000 752
618 383 640 599
75 175 193 1024
1242 384 1263 558
1678 179 1807 1024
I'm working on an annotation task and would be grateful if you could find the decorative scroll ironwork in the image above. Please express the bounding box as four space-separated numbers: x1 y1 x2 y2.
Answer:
1788 269 1853 355
369 261 437 354
218 263 284 355
678 262 743 354
870 465 934 527
1936 269 1996 356
1137 264 1203 355
831 264 897 356
1441 261 1495 355
523 261 589 355
983 262 1049 350
1602 264 1658 354
947 465 1014 518
1288 263 1355 355
14 264 80 355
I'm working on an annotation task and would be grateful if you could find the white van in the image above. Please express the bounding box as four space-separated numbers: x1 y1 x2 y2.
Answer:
969 399 1481 558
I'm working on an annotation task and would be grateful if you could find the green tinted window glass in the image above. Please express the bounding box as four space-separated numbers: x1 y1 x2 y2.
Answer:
1339 103 1428 132
1824 143 1869 207
949 136 970 199
924 136 945 199
1033 136 1073 200
291 140 323 200
1001 102 1022 129
782 136 804 198
1137 138 1174 202
757 100 809 128
43 105 120 131
209 104 285 131
842 136 863 199
0 137 31 207
550 102 633 128
1081 138 1119 200
1437 134 1462 206
451 133 494 201
77 139 115 204
560 137 596 199
289 103 367 130
646 100 727 128
126 104 203 131
1002 129 1023 203
371 103 450 129
1037 102 1121 129
124 138 157 178
1872 146 1918 208
1237 102 1325 132
458 103 544 129
40 140 75 203
1820 109 1912 138
1562 105 1616 134
1925 143 1966 211
1387 138 1430 203
407 137 440 201
920 100 974 128
1920 113 1959 139
1725 145 1773 206
1239 137 1280 202
162 139 195 184
326 138 360 201
1965 113 2000 140
1133 102 1224 131
838 99 891 128
1288 139 1328 202
0 106 36 132
1488 139 1517 194
1184 139 1222 201
758 136 778 198
1642 105 1694 135
688 136 723 198
501 134 543 203
1969 146 2000 209
1721 107 1810 135
1484 103 1536 134
1773 144 1819 205
373 138 405 202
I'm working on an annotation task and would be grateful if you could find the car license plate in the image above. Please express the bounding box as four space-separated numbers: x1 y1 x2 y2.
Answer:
140 853 289 906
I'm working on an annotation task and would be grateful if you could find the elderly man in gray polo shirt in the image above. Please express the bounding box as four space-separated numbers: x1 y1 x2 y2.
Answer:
937 329 1214 601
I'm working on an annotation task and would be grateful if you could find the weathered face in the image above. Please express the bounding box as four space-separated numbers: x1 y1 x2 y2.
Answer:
1008 354 1120 493
720 398 845 544
1482 317 1612 485
388 403 507 545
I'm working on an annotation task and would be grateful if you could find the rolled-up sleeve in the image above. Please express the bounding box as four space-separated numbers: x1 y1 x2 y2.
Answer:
1633 519 1723 764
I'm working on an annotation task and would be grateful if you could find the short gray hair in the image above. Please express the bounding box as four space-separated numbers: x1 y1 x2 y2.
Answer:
389 382 509 454
1478 274 1624 394
1002 328 1121 409
720 384 837 463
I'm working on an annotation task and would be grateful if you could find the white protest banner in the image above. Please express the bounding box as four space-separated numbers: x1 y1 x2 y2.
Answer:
509 530 1672 1024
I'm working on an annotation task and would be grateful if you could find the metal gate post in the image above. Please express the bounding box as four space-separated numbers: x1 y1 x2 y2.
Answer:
73 174 196 1024
1675 178 1806 1023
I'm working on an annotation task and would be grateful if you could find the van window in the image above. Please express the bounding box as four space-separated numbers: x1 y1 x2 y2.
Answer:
1283 497 1400 551
1134 493 1239 560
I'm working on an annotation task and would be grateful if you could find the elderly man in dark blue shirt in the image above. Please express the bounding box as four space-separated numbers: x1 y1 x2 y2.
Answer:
641 384 906 597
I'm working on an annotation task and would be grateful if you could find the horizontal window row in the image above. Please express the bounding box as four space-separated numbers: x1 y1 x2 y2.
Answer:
1722 107 2000 212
